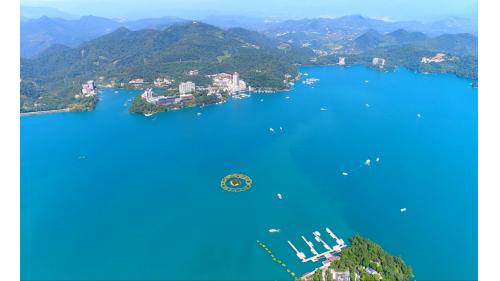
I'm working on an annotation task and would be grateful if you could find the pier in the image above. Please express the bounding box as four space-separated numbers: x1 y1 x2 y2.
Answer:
289 228 347 263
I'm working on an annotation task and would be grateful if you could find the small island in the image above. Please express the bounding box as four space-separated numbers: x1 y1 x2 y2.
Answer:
301 234 413 281
230 179 242 186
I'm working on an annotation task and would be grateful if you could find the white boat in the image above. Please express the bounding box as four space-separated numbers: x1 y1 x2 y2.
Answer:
401 208 407 212
418 114 421 117
320 108 326 111
197 113 201 115
286 96 289 99
376 158 380 162
261 99 264 101
278 194 282 199
365 159 371 165
280 127 282 130
270 128 274 132
366 104 370 107
269 229 278 233
304 73 308 76
312 87 314 88
343 172 348 175
365 80 369 82
115 91 118 93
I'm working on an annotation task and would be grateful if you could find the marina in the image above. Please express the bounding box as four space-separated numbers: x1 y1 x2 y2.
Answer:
288 228 346 263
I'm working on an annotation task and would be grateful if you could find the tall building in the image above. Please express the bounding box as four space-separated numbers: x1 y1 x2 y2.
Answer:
233 72 239 91
179 81 195 94
339 57 345 65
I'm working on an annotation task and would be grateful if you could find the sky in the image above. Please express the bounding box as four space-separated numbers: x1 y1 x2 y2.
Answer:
20 0 478 22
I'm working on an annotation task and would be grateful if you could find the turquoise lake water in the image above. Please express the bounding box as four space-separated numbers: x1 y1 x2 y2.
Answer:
21 65 478 280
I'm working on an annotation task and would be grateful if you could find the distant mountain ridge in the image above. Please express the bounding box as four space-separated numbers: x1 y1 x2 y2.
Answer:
20 5 80 20
354 29 478 56
20 15 187 58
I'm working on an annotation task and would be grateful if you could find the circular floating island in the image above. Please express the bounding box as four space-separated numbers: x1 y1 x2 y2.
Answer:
221 173 252 192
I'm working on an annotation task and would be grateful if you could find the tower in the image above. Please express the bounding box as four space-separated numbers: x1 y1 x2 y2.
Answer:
233 72 239 92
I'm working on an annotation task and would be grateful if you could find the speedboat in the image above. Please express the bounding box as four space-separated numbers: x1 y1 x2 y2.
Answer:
286 97 289 99
269 229 278 233
280 127 282 130
365 80 369 82
418 114 421 117
270 128 274 132
343 172 348 176
197 113 201 115
401 208 407 212
115 91 118 93
261 99 264 101
278 194 282 199
366 104 369 107
365 159 371 165
320 108 326 111
376 158 380 162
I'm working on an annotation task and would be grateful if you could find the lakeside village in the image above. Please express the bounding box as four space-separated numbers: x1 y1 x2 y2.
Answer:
103 71 295 115
332 53 447 69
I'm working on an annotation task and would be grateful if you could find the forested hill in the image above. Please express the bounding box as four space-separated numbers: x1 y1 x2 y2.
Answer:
354 29 478 56
20 22 314 112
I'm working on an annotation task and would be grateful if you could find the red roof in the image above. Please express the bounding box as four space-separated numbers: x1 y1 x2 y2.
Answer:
302 272 310 277
234 72 239 75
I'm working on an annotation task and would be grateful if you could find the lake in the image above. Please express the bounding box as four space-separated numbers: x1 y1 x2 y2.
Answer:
21 65 478 280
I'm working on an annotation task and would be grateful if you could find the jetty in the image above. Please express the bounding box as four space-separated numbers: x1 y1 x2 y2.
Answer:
288 228 347 263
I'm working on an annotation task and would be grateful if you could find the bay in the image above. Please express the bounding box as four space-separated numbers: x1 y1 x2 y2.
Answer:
21 65 478 280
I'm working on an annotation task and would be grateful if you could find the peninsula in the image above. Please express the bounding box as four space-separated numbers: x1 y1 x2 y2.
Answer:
300 234 413 281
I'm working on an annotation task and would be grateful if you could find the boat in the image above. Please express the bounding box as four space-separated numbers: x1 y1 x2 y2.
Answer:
418 114 421 117
365 80 369 82
144 112 153 117
365 159 371 165
197 113 201 115
401 208 407 212
82 156 86 159
343 172 348 175
320 108 326 111
280 127 282 130
376 158 380 162
269 229 278 233
270 128 274 132
286 97 289 99
366 104 369 107
123 103 128 106
152 117 157 121
115 91 118 93
304 73 308 76
278 194 282 199
312 87 314 89
261 99 264 101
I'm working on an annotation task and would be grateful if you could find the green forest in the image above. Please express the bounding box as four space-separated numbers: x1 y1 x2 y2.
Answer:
329 234 413 281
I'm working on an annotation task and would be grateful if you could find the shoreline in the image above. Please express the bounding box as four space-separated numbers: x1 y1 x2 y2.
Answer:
20 108 72 116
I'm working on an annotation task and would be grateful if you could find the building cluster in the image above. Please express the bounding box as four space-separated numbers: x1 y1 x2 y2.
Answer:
421 53 446 63
154 78 174 87
79 80 97 97
187 70 199 75
372 58 386 68
208 72 247 94
141 88 193 105
128 79 144 84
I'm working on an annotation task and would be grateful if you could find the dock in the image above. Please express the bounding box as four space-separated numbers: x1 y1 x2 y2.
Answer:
288 228 347 263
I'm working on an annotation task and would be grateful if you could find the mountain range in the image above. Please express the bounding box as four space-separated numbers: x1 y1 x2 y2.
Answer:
21 15 186 58
21 13 478 58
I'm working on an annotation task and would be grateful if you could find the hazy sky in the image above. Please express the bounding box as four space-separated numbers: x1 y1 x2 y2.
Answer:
20 0 478 21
